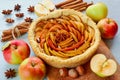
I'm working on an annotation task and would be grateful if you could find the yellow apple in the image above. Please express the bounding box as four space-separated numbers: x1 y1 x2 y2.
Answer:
86 2 108 22
90 54 117 77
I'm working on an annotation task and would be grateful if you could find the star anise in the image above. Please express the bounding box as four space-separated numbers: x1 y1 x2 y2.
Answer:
14 4 21 11
2 9 12 15
27 5 34 12
6 18 14 23
55 32 70 43
24 17 33 23
15 13 24 18
4 68 16 79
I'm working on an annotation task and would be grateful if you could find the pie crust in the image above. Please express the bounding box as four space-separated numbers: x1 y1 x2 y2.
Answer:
28 9 101 68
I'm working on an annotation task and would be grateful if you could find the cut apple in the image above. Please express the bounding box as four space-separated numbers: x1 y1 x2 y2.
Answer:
34 0 55 16
41 0 55 11
34 3 50 16
90 54 117 77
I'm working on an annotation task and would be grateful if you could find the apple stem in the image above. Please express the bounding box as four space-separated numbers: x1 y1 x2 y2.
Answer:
107 18 111 24
31 62 36 67
12 45 17 49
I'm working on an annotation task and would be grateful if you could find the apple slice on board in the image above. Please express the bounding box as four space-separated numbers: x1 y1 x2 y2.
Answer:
90 54 117 77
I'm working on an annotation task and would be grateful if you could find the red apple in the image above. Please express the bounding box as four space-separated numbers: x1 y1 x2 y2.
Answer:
18 57 46 80
2 40 30 64
97 18 118 39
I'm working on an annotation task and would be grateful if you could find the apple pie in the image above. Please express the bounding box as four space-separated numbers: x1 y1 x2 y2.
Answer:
28 9 101 68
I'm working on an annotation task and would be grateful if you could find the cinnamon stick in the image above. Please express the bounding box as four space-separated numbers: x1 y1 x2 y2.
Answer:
1 29 28 42
86 1 93 7
70 1 93 11
71 2 91 10
61 2 87 9
2 29 12 36
1 35 13 41
60 0 83 8
16 22 30 29
1 22 30 42
55 0 93 12
2 26 29 36
55 0 77 8
77 7 87 11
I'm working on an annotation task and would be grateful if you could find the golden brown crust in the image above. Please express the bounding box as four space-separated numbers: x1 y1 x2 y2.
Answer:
28 9 101 68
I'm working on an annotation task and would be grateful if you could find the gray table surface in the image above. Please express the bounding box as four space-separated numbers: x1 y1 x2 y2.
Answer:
0 0 120 80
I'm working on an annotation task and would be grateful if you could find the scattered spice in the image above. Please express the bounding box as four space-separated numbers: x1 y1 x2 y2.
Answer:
14 4 21 11
2 10 12 15
24 17 33 23
27 5 34 12
4 68 16 79
6 18 14 23
15 13 24 18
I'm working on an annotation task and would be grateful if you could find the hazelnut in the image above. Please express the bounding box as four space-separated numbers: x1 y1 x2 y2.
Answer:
76 65 85 76
68 68 78 78
59 68 68 77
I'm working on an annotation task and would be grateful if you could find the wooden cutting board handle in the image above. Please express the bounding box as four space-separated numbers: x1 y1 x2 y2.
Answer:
46 40 120 80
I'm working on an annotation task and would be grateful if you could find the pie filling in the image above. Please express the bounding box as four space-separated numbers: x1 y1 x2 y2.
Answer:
34 15 95 58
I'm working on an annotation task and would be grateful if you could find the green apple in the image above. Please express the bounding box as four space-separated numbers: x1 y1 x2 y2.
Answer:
90 54 117 77
86 2 108 22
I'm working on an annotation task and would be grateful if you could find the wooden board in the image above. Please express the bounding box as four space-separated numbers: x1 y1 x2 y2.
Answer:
46 40 120 80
